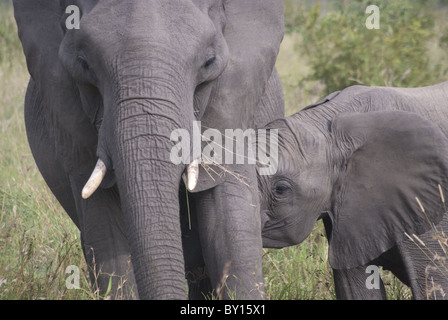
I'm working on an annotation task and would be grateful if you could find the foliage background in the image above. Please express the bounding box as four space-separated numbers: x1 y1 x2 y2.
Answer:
0 0 447 299
280 0 448 114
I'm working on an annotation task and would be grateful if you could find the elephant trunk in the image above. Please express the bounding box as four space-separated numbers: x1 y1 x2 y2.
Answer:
112 93 190 299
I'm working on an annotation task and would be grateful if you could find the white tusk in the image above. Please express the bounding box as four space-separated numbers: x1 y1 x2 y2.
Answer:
186 159 200 191
82 159 107 199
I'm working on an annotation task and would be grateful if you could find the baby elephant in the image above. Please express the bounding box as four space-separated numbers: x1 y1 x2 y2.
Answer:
257 82 448 300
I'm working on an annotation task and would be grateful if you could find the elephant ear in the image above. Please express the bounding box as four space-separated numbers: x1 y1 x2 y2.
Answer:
14 1 97 169
192 0 284 192
329 111 448 269
13 0 66 89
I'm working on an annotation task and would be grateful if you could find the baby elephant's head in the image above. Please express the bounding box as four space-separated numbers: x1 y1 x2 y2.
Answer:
256 116 332 249
257 110 448 270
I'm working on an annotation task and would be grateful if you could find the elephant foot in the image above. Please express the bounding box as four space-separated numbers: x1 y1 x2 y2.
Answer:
186 266 213 300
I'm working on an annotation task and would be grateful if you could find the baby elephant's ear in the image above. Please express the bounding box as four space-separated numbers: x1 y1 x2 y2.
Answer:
329 111 448 269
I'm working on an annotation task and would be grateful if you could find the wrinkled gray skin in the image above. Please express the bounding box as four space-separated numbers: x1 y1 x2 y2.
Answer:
14 0 284 299
258 82 448 299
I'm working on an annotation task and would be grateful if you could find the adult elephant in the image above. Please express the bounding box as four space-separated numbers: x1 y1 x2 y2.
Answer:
257 82 448 299
13 0 284 299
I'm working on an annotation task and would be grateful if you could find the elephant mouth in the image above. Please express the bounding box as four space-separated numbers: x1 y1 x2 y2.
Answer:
261 219 301 249
261 221 288 248
261 232 293 249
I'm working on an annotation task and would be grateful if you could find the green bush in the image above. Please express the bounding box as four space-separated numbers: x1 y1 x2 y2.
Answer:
285 0 448 94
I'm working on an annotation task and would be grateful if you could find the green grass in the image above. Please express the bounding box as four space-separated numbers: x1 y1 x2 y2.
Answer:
263 221 335 300
0 2 446 300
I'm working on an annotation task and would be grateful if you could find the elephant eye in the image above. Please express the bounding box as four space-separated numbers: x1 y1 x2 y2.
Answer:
272 181 291 197
77 55 90 71
203 57 216 68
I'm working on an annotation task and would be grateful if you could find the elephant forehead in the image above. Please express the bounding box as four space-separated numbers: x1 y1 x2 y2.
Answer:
79 0 212 54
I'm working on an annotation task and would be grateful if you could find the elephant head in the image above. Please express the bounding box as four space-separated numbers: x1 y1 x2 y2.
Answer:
258 109 448 269
14 0 284 299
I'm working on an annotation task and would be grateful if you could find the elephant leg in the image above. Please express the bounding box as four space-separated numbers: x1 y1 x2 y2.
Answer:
333 265 387 300
69 179 138 299
194 166 264 300
180 184 213 299
322 218 386 300
393 214 448 300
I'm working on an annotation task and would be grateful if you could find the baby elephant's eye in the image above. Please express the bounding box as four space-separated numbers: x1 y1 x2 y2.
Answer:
203 56 216 68
77 55 90 71
273 181 291 196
